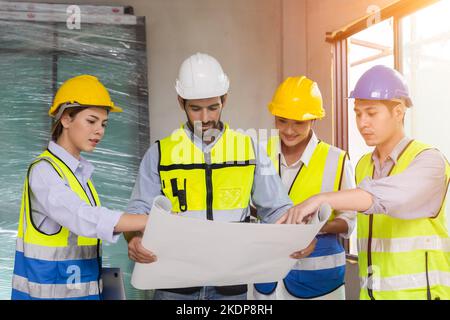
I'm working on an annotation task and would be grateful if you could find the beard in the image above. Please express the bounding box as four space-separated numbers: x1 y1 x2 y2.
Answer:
190 120 223 144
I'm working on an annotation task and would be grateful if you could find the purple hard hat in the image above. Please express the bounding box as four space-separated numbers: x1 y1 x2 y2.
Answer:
349 65 412 107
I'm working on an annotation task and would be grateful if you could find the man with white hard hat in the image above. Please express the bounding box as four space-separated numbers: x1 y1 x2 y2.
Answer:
124 53 316 300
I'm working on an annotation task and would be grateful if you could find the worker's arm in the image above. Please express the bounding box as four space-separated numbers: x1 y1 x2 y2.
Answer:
113 214 148 233
125 143 162 219
277 188 373 225
29 161 130 243
280 149 448 224
320 218 348 234
250 139 293 224
358 149 447 219
124 143 162 263
321 155 356 237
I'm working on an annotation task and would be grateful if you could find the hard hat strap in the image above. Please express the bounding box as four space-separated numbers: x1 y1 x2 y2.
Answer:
52 103 83 121
53 103 111 121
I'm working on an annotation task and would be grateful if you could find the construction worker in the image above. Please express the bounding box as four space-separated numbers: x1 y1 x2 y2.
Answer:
11 75 149 300
253 76 356 300
124 53 316 300
281 65 450 300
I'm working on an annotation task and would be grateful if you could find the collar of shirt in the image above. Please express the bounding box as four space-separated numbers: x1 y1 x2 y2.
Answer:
280 131 319 169
183 122 225 153
371 136 412 167
48 140 95 180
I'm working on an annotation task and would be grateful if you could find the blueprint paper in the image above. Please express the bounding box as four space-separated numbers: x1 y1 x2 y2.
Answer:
131 196 330 290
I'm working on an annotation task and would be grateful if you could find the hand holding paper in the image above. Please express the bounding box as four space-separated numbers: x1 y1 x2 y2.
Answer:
127 235 157 264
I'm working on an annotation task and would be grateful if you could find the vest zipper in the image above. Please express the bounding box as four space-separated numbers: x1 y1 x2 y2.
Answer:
205 164 213 220
367 214 375 300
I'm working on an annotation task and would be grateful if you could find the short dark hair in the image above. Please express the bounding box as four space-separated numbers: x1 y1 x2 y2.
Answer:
181 94 227 108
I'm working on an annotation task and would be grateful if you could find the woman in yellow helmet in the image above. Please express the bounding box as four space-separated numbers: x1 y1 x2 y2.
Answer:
11 75 153 300
253 76 356 300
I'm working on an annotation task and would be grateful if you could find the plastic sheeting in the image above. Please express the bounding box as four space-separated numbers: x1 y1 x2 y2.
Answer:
0 2 149 300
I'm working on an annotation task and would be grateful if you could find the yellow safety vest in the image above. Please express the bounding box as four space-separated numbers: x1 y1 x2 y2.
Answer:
158 124 255 222
12 149 102 300
267 135 347 219
356 140 450 300
254 135 348 298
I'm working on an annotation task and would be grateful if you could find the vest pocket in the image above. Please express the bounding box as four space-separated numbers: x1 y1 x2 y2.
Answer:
215 187 244 209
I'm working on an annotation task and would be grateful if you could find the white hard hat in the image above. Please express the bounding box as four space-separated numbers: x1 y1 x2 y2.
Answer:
175 53 230 99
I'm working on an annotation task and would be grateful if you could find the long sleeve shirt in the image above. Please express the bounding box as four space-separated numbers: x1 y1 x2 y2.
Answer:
279 131 356 239
29 141 123 243
358 136 448 220
126 123 293 223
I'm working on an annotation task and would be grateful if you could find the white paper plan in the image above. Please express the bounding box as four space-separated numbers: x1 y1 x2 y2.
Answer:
131 196 331 290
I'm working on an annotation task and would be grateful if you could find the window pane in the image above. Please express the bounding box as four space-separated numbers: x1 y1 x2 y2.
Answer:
401 0 450 230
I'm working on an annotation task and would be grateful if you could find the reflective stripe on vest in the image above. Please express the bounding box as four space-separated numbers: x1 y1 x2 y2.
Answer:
360 271 450 292
358 236 450 253
356 140 450 300
15 237 100 261
12 150 102 300
12 275 101 300
158 124 255 222
292 251 346 271
254 136 348 298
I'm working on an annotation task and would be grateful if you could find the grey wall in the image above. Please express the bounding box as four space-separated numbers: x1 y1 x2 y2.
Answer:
137 0 284 141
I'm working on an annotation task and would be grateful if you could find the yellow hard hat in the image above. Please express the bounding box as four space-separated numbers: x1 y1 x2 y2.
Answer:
49 75 122 119
268 76 325 121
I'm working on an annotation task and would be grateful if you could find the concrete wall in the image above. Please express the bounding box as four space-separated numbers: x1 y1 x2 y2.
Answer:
138 0 283 141
281 0 307 78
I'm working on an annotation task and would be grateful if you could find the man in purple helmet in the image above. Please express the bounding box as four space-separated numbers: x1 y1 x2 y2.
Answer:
280 65 449 300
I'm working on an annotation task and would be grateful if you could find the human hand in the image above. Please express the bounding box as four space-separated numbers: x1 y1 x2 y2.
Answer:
290 238 317 259
276 195 324 225
128 235 157 264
